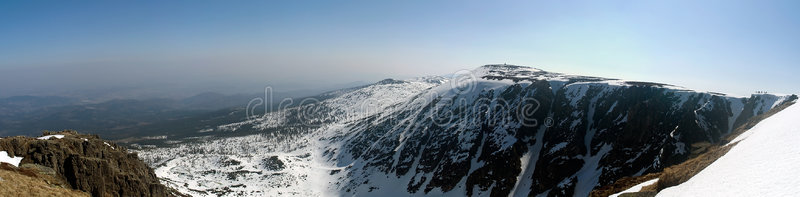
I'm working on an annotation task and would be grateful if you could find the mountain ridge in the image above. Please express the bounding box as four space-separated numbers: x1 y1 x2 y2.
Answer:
137 64 796 196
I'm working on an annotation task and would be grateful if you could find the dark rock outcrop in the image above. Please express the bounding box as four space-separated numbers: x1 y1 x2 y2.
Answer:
318 65 799 196
0 131 178 197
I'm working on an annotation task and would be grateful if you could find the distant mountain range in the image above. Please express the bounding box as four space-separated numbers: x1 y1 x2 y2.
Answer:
0 91 305 138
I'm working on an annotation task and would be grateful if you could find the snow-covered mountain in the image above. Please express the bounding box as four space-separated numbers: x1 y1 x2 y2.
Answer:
657 102 800 196
136 64 796 196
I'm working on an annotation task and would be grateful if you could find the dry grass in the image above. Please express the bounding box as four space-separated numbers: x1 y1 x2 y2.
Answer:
0 167 89 197
589 173 661 197
687 142 712 158
641 142 735 192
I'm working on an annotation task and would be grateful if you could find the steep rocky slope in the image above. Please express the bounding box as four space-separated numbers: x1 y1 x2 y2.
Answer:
656 102 800 196
318 65 795 196
138 65 796 196
591 99 795 197
0 131 179 197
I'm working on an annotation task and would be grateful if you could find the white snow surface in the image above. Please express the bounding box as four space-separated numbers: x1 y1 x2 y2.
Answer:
610 178 658 197
36 135 64 140
658 103 800 196
0 151 23 167
135 65 793 196
139 79 440 196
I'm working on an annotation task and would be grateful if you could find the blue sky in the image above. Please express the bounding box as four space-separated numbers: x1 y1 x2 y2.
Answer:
1 0 798 97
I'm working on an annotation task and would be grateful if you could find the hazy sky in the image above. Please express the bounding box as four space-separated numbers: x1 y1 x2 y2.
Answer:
1 0 798 98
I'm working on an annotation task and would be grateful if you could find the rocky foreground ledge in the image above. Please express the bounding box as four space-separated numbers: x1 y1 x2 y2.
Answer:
0 130 183 197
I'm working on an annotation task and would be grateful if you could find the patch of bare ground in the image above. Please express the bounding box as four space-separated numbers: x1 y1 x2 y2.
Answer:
641 141 736 192
589 173 661 197
0 163 89 197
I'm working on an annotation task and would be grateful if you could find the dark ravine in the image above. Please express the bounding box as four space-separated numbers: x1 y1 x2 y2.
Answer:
0 130 181 197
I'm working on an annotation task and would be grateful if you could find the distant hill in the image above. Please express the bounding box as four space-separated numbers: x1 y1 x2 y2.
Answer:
0 92 276 137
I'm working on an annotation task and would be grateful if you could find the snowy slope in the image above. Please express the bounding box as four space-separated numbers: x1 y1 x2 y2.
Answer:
657 102 800 196
610 178 658 197
0 151 23 167
138 79 441 196
136 64 795 196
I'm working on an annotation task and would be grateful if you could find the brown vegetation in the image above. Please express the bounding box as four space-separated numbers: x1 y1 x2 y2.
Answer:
641 141 735 192
0 163 89 197
0 130 183 197
589 173 661 197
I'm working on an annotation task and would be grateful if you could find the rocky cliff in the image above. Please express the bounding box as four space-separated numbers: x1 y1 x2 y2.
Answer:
0 131 179 197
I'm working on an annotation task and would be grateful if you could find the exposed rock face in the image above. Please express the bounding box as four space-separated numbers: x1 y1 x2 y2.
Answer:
139 65 798 196
0 163 90 197
0 131 176 197
321 65 797 196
